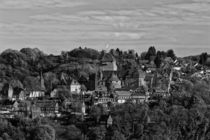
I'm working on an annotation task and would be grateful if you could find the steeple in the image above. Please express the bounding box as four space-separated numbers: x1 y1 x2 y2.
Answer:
107 115 113 127
40 71 45 91
81 102 86 115
8 84 13 99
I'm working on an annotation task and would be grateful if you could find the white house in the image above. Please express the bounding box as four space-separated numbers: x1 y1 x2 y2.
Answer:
70 79 81 94
27 74 46 98
29 91 45 98
115 90 132 104
108 73 121 89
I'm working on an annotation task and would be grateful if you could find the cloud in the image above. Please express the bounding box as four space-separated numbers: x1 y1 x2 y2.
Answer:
0 0 210 55
0 0 86 9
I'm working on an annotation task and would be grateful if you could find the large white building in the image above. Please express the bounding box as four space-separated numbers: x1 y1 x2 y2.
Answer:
70 79 81 94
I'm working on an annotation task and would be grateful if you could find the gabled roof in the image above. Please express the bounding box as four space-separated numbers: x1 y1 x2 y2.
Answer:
70 79 80 85
95 85 107 92
164 57 174 63
101 53 116 62
115 90 132 97
108 73 120 82
107 115 113 124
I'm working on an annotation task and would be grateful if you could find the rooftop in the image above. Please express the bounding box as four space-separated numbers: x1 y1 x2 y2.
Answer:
101 53 116 62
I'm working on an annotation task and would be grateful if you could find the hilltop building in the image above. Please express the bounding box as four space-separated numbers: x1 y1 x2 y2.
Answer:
125 68 147 89
26 73 46 98
70 79 81 94
100 53 117 80
1 80 25 100
107 73 121 89
107 115 113 127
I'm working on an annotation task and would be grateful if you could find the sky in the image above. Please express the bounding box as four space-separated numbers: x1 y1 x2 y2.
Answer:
0 0 210 56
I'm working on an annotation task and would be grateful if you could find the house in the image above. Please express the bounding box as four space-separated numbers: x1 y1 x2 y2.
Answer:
101 53 117 72
1 80 25 100
50 86 70 98
154 89 168 96
173 67 181 71
50 88 58 98
17 91 26 100
144 74 154 91
94 97 115 105
0 100 16 111
35 100 59 117
115 90 132 104
0 111 14 119
131 92 149 104
12 101 19 111
70 79 81 94
88 73 98 91
81 102 86 115
17 101 31 118
8 84 13 99
31 104 41 119
107 73 121 89
28 90 45 98
204 69 210 76
164 57 174 64
25 74 46 98
107 115 113 127
145 60 157 73
95 82 107 95
125 68 146 89
94 82 115 105
100 53 118 80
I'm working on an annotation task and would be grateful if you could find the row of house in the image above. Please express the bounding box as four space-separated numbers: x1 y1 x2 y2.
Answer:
1 77 82 101
94 89 149 105
0 99 60 119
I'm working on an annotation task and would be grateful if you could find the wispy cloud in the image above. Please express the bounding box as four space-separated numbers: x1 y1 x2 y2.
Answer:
0 0 209 55
0 0 86 9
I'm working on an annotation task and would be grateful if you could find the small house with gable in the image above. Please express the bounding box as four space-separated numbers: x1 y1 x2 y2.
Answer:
70 79 81 94
115 90 132 104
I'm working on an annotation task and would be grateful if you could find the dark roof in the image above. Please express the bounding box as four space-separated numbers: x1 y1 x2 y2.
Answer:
95 85 107 92
70 79 80 85
144 74 154 81
101 53 115 62
109 73 120 82
0 100 15 106
115 90 132 97
36 100 58 108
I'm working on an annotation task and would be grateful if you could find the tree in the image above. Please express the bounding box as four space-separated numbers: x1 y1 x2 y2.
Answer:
31 125 55 140
199 52 208 65
69 47 100 60
145 46 156 61
90 105 102 123
140 52 147 60
44 72 59 91
80 84 86 92
56 87 71 101
58 125 82 140
23 76 41 91
167 49 176 60
111 130 126 140
154 53 162 68
1 49 28 68
20 48 44 62
87 126 106 140
128 49 135 59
